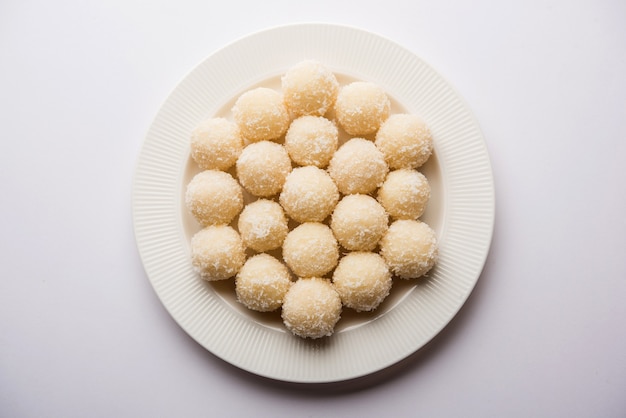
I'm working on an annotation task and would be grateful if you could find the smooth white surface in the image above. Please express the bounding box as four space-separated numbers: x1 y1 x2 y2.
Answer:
1 0 625 416
133 24 494 383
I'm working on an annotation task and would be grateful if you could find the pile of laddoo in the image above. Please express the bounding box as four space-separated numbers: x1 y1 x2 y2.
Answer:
186 60 438 339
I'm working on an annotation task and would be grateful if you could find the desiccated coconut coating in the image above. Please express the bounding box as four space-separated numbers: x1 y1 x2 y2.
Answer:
236 141 292 197
330 194 388 251
334 81 391 136
237 199 288 252
281 60 339 117
190 117 243 171
284 116 338 168
282 223 339 278
232 87 290 142
281 277 342 339
377 169 431 220
184 61 441 339
375 114 433 169
185 170 243 226
380 220 438 279
279 166 339 223
332 252 392 312
328 138 389 195
191 225 245 281
235 253 292 312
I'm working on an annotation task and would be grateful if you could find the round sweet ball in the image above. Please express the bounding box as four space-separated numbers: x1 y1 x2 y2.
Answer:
235 253 292 312
191 225 245 281
282 223 339 278
377 169 431 220
281 277 342 339
328 138 389 195
281 60 339 117
380 220 438 279
332 252 392 312
232 87 290 142
334 81 391 136
330 194 388 251
238 199 288 252
284 116 338 168
190 117 243 171
279 166 339 223
236 141 292 197
185 170 243 226
375 114 433 169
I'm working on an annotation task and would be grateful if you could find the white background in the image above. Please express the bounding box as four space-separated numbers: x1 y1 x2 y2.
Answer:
1 0 625 417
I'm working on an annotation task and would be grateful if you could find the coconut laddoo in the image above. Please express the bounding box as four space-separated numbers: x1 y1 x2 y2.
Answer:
191 225 245 281
328 138 389 195
236 141 292 197
281 277 342 339
330 194 388 251
375 114 433 169
281 60 339 117
284 116 338 168
279 166 339 223
377 169 431 220
332 252 392 312
282 223 339 278
380 220 438 279
185 170 243 226
184 60 441 339
334 81 391 136
232 87 290 142
237 199 289 252
235 253 292 312
190 117 243 171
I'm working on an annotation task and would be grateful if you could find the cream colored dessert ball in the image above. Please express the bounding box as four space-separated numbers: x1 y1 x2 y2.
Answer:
330 194 388 251
281 277 342 339
282 223 339 278
232 87 290 142
281 60 339 117
190 117 243 171
334 81 391 136
377 169 431 220
279 166 339 223
185 170 243 226
236 141 292 197
235 253 292 312
237 199 288 252
332 252 392 312
284 116 338 168
375 114 433 169
380 220 438 279
328 138 389 195
191 225 245 281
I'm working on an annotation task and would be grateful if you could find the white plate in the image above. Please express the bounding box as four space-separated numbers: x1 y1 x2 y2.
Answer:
132 23 495 383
